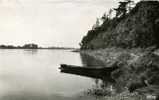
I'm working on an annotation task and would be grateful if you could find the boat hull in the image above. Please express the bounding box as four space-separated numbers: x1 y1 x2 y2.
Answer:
59 64 118 79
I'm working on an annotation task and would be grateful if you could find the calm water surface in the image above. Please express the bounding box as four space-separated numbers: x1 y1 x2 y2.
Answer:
0 49 98 100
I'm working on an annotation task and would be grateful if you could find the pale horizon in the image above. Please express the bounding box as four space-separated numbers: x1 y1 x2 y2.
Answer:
0 0 139 48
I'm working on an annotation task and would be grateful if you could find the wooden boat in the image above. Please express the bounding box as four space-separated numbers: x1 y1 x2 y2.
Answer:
59 64 119 79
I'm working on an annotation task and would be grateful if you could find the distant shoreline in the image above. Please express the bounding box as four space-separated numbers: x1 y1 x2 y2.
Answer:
0 43 76 50
0 48 75 50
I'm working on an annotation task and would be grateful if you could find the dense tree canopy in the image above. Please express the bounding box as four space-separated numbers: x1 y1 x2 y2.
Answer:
80 1 159 49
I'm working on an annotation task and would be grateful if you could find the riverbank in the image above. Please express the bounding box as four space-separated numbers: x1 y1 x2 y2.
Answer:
80 47 159 100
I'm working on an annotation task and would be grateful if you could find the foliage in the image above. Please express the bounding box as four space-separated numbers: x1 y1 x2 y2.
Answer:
80 1 159 49
0 43 39 49
22 43 38 49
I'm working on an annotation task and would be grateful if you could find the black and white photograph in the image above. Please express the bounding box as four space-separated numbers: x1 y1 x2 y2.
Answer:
0 0 159 100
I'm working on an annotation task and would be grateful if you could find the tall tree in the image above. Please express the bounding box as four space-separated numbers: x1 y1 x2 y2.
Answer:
92 18 100 30
101 9 113 23
114 0 134 18
108 9 113 18
125 0 135 12
101 13 108 21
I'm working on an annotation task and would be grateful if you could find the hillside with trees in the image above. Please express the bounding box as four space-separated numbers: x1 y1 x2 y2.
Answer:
80 0 159 49
80 1 159 99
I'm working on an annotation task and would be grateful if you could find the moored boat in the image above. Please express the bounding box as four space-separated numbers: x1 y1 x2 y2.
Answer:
59 64 119 79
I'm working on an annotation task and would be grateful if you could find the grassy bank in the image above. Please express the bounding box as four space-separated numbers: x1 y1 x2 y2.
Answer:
80 47 159 100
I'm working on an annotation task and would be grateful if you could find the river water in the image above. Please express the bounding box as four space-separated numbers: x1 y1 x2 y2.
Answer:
0 49 111 100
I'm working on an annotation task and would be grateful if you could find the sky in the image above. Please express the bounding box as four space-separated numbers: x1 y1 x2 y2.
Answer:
0 0 139 48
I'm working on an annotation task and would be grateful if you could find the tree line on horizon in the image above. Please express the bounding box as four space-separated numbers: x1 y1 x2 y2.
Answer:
0 43 75 49
0 43 38 49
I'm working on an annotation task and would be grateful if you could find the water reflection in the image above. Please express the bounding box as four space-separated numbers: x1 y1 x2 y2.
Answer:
0 49 95 100
60 53 125 97
80 53 106 67
23 49 38 54
80 53 127 96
